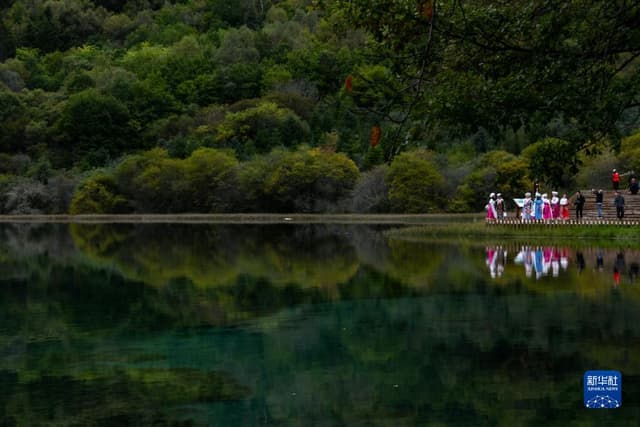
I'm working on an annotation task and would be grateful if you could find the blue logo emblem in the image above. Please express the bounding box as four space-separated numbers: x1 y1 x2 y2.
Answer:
584 370 622 409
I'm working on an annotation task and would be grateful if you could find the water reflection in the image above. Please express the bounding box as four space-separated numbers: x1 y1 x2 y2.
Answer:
513 246 569 279
486 245 640 288
2 224 640 425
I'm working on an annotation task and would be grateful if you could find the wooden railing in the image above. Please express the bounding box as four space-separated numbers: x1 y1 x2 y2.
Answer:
486 218 640 226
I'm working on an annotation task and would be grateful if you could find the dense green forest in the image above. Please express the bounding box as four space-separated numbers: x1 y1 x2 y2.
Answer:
1 0 640 213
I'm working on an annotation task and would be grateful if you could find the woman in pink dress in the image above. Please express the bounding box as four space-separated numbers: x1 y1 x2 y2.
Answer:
542 193 553 220
550 191 560 218
486 193 497 221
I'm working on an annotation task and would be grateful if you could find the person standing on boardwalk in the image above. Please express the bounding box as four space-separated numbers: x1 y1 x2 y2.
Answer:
551 191 560 218
486 193 497 221
592 189 604 218
496 193 505 218
560 193 569 220
522 192 533 221
629 171 639 195
574 190 585 220
615 191 625 220
612 169 620 190
534 193 544 220
542 193 552 220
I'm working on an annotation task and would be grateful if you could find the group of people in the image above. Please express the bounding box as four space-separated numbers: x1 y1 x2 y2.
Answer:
612 168 639 194
520 191 571 221
486 191 573 221
485 193 507 220
588 188 627 219
486 170 636 221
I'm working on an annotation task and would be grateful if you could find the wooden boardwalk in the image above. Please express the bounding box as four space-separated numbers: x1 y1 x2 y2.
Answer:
492 189 640 225
487 218 640 227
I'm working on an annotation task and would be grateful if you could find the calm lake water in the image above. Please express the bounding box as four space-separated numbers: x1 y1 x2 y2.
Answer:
1 223 639 426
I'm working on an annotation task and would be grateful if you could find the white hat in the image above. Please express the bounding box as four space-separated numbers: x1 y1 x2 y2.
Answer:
497 193 502 197
525 192 531 197
552 191 558 195
489 193 495 198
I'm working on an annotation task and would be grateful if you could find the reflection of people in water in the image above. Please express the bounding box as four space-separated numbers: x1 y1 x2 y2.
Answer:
524 246 533 278
630 263 639 284
551 248 561 277
489 246 640 283
496 246 506 278
560 248 569 271
514 246 570 279
534 247 544 279
486 246 507 278
576 252 585 273
616 252 626 273
596 249 604 272
514 246 534 278
614 252 626 287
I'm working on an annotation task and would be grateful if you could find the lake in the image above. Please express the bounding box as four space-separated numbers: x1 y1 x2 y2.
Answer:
0 223 639 426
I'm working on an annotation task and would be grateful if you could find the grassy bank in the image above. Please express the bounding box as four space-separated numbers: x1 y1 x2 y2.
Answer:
388 221 640 248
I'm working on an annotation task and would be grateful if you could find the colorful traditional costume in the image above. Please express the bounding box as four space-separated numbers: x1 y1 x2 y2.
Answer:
551 191 559 218
560 195 569 219
522 193 533 221
534 194 543 220
542 194 552 220
486 193 497 221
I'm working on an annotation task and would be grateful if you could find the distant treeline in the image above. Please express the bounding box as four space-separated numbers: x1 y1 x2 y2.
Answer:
1 0 640 213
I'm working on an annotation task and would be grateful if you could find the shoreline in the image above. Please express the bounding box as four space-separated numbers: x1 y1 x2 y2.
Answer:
387 221 640 247
0 213 481 224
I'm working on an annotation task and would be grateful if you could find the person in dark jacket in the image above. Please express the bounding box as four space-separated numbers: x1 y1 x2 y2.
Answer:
630 176 639 195
615 191 625 220
574 190 586 220
592 189 604 218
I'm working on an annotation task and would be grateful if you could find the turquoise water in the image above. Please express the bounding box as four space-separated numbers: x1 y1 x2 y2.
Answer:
0 224 639 425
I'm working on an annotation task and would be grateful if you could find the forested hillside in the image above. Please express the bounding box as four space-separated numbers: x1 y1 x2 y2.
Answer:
1 0 640 214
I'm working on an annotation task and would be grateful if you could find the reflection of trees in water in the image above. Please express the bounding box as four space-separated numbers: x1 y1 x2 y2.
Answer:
0 367 250 425
70 224 363 291
5 291 640 426
69 224 453 292
0 224 76 259
0 224 77 281
165 296 640 426
2 227 640 424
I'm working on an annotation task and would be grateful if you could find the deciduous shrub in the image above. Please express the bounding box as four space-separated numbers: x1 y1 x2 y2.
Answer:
262 147 360 212
70 173 129 214
386 149 445 213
